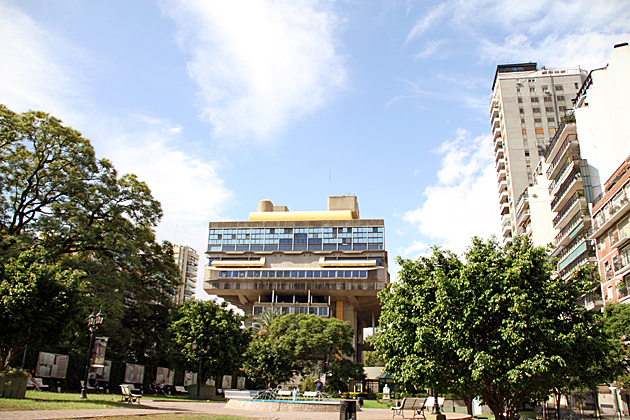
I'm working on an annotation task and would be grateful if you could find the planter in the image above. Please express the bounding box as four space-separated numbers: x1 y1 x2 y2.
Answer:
0 374 28 399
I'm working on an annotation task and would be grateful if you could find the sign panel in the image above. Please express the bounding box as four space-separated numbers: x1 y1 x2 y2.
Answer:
90 360 111 382
91 337 108 368
36 352 69 379
124 363 145 384
155 367 175 386
184 371 197 387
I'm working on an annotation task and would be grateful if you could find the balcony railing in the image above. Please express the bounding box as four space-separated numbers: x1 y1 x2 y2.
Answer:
552 191 584 228
545 112 575 160
555 212 583 246
555 232 588 262
559 248 594 280
546 134 578 178
551 170 581 210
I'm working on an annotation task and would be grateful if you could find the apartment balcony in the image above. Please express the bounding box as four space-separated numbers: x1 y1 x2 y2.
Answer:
502 222 512 238
494 137 503 153
498 178 508 193
493 127 502 141
497 168 507 183
551 171 582 212
489 98 499 114
517 209 531 228
554 212 584 247
557 236 590 271
495 148 504 163
496 159 505 174
515 190 529 215
501 213 511 227
549 160 579 197
546 135 580 179
500 201 510 216
553 192 586 230
613 230 630 251
560 249 596 281
578 293 604 312
499 189 508 204
591 197 630 238
544 116 576 161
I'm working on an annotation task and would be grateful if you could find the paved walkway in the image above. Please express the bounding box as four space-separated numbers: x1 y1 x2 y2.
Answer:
1 399 473 420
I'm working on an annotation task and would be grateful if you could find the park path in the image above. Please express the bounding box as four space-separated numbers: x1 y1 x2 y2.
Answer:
0 399 472 420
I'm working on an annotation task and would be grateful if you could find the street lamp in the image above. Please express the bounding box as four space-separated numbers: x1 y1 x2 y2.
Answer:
79 309 104 399
192 339 210 400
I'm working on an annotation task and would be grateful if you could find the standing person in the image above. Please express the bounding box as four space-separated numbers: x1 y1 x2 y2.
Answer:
315 378 323 400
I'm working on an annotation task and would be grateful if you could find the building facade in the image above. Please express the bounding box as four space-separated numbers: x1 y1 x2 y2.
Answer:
173 245 199 305
491 63 587 245
203 196 390 360
590 156 630 306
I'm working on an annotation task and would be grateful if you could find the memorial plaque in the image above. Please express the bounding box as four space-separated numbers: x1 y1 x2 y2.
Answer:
36 352 69 379
124 363 145 384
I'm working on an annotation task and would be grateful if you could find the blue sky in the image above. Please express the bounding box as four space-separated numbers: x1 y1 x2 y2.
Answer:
1 0 629 300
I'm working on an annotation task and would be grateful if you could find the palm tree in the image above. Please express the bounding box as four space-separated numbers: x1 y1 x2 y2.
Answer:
253 309 280 335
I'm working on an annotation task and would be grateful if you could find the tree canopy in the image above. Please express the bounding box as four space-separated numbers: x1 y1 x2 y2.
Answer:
0 104 180 373
168 300 251 384
372 236 616 420
0 247 84 368
243 313 356 388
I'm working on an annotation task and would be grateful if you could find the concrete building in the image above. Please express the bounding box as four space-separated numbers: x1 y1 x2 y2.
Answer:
590 156 630 306
574 43 630 184
173 245 199 305
491 63 587 245
543 119 600 304
203 196 389 360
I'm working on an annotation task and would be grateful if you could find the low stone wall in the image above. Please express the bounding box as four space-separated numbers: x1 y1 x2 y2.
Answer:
226 399 361 412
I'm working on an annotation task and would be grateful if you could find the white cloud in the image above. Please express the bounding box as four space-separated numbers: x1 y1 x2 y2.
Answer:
160 0 347 141
403 130 501 254
0 2 233 300
406 3 450 43
414 39 447 60
398 239 429 261
0 3 88 118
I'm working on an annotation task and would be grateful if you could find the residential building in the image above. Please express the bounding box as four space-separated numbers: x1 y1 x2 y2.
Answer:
543 118 600 308
491 63 587 245
203 196 389 361
590 156 630 305
173 245 199 305
574 43 630 184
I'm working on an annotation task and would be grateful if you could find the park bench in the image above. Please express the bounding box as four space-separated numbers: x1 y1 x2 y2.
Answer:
123 383 142 393
80 380 102 393
391 397 427 419
174 386 188 394
120 384 142 404
27 378 49 391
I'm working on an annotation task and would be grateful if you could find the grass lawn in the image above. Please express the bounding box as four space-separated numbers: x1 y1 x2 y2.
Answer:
361 399 391 409
0 391 217 411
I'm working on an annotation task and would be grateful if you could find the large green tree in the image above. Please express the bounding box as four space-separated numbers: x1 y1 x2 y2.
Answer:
244 313 356 388
0 104 180 371
372 236 616 420
168 300 251 384
0 248 83 369
602 303 630 387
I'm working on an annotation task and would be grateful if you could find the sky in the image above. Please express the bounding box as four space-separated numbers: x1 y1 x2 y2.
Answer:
1 0 629 300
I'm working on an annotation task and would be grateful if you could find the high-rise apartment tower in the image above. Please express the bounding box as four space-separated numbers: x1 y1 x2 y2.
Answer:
173 245 199 305
491 63 587 245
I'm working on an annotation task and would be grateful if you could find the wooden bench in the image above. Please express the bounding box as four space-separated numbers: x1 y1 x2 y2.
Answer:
174 386 188 394
391 397 427 419
120 384 142 404
80 380 100 393
123 383 142 393
27 378 49 391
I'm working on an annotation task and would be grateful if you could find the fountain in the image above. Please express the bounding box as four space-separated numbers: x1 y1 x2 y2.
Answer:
225 387 359 412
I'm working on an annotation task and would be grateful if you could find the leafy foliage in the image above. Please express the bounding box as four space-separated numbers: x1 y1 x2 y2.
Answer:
602 303 630 387
168 300 251 384
0 247 83 369
326 359 366 393
242 334 295 388
372 236 616 420
0 104 180 373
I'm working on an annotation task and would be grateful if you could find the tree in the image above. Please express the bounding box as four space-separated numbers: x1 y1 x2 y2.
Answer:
362 351 385 367
326 359 367 394
271 314 355 375
0 247 83 369
252 308 280 335
0 105 180 371
169 300 251 384
242 334 295 388
602 303 630 387
372 236 615 420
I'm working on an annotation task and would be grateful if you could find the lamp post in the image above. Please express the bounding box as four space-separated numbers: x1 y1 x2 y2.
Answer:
79 309 104 399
